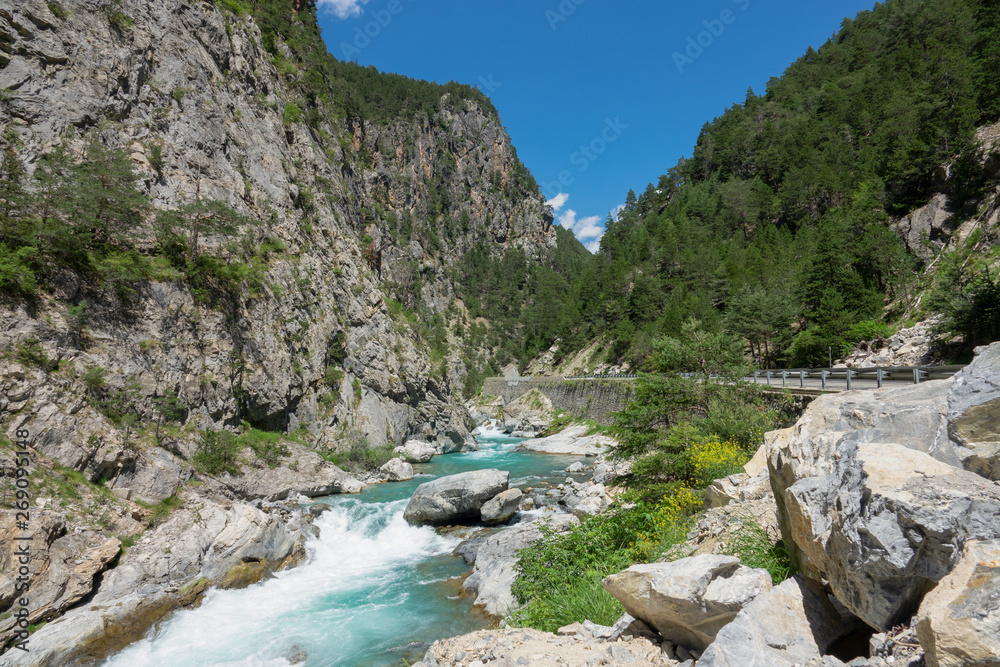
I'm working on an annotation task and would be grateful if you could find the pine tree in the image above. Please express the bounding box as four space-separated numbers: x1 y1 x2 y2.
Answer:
70 137 149 248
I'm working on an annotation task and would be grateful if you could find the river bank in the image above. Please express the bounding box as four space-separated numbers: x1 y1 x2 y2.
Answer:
91 430 606 667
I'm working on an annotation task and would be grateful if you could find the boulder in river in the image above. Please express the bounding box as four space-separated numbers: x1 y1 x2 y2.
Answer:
517 425 611 456
403 469 509 526
460 513 577 616
480 488 523 525
394 440 436 464
379 457 414 482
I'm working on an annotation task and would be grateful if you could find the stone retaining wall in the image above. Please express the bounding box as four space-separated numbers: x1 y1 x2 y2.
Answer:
480 378 635 425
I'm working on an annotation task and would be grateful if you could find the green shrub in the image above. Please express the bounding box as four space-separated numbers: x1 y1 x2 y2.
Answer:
82 365 107 393
137 495 183 525
324 430 394 472
238 425 290 468
47 2 69 19
118 532 142 554
685 435 750 488
15 336 48 368
509 490 699 632
103 2 132 32
193 430 242 475
148 143 165 176
324 367 344 390
510 577 624 633
283 103 302 127
0 244 37 296
845 320 893 344
722 515 796 584
217 0 250 14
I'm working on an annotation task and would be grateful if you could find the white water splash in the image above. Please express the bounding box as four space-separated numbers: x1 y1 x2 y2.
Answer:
104 500 459 667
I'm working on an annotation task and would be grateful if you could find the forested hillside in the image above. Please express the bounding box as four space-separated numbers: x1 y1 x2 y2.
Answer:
536 0 1000 370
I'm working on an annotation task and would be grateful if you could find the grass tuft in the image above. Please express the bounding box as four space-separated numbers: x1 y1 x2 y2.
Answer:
722 514 797 584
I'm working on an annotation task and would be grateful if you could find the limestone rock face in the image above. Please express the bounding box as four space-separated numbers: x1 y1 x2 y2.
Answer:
916 539 1000 667
602 555 772 651
0 0 556 493
4 496 310 666
379 457 414 482
0 512 120 642
891 193 958 259
459 514 577 617
696 577 853 667
947 342 1000 480
110 447 187 503
219 443 364 500
771 438 1000 630
480 488 522 525
394 440 436 464
403 469 509 526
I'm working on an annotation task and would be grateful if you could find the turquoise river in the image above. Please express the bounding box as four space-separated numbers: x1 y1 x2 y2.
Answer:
103 434 588 667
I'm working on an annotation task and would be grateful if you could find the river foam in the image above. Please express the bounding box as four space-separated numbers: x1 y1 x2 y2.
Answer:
104 500 465 667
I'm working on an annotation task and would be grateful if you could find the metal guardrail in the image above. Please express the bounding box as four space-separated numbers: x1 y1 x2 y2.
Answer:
749 365 966 390
489 365 967 392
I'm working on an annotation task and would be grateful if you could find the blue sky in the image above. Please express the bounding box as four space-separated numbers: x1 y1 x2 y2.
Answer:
316 0 878 252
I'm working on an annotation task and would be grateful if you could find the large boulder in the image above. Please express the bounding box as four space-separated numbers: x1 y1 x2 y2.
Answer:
602 555 772 651
770 438 1000 630
518 425 610 456
403 469 509 526
947 342 1000 480
480 488 522 525
703 469 771 509
394 440 436 464
459 514 577 616
916 539 1000 667
379 457 413 482
418 626 673 667
696 576 854 667
765 378 956 468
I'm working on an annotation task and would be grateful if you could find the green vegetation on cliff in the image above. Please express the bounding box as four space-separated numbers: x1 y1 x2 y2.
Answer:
0 131 274 302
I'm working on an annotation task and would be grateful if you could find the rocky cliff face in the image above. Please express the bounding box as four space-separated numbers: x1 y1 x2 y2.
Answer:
0 0 554 657
0 0 554 460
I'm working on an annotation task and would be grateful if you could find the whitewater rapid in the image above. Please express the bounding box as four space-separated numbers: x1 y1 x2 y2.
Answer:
104 500 465 667
103 435 583 667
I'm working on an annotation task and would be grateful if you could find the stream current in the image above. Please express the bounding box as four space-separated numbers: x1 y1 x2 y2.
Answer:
104 433 587 667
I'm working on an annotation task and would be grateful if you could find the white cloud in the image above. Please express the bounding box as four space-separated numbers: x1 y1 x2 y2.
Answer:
546 192 569 212
318 0 373 19
549 194 619 254
573 215 604 242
